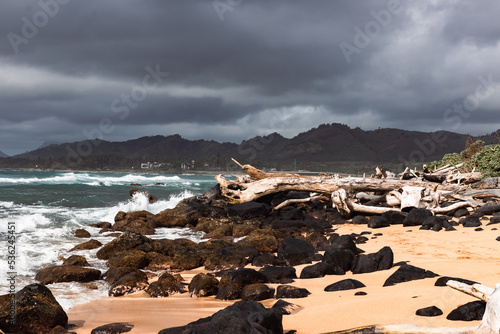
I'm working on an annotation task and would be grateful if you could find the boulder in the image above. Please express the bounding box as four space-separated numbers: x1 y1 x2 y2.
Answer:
322 248 354 273
96 232 151 260
446 301 486 321
351 215 368 225
416 306 443 317
324 279 366 292
189 273 219 297
252 252 277 267
434 276 480 287
227 201 271 218
461 214 482 228
204 246 258 271
351 246 393 274
91 322 134 334
146 273 185 298
241 283 275 301
70 238 103 251
170 249 206 271
216 268 268 300
272 300 302 315
475 202 500 216
278 206 306 220
204 223 234 239
383 264 439 287
75 228 91 238
258 265 297 284
35 266 101 285
62 255 90 267
453 208 470 218
108 270 148 297
155 199 221 228
367 216 390 229
487 216 500 226
328 234 360 254
107 250 149 270
144 252 173 271
382 211 407 225
158 301 282 334
403 208 433 226
277 238 316 266
0 284 67 334
300 262 344 279
276 285 311 299
237 231 279 253
90 221 113 229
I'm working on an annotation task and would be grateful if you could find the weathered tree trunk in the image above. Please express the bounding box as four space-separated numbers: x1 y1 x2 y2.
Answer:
215 174 459 205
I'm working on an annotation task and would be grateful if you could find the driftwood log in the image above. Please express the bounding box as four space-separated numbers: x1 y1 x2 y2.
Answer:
216 161 500 216
326 280 500 334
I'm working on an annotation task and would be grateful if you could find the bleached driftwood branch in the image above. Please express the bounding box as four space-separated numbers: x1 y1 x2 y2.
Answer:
217 162 498 216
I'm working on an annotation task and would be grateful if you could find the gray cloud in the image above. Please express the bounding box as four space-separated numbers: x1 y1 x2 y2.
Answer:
1 0 499 156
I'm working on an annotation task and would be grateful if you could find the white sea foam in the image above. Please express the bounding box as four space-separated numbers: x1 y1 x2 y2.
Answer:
0 171 214 310
0 173 183 186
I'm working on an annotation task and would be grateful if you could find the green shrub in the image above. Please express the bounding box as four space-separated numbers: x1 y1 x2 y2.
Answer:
428 141 500 178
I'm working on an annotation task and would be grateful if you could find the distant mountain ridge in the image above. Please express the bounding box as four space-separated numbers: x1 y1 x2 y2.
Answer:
2 124 499 172
0 150 8 158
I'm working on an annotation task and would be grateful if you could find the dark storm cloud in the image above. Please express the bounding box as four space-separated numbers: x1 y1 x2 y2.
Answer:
0 0 499 156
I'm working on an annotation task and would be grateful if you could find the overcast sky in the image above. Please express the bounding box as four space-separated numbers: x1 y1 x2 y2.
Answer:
1 0 499 156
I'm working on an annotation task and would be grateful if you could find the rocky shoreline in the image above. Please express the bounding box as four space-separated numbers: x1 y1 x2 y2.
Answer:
2 183 500 333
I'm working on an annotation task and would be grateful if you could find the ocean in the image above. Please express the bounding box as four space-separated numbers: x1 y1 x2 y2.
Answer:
0 170 218 310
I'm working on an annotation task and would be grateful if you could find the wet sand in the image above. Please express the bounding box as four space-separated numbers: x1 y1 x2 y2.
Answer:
67 219 500 333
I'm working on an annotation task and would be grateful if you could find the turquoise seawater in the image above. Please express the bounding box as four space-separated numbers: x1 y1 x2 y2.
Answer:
0 170 217 309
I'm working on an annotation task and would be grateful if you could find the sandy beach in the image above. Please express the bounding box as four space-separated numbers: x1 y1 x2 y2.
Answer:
66 218 500 333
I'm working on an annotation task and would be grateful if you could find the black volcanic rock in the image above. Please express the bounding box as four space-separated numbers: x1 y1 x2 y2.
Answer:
228 201 271 218
146 273 185 298
91 322 134 334
434 276 479 287
189 273 219 297
461 214 482 228
277 238 316 266
322 248 354 273
35 266 101 285
403 208 433 226
158 300 283 334
447 301 486 321
367 216 390 229
382 211 407 225
383 264 438 287
216 268 268 300
351 246 393 274
241 283 275 301
258 265 297 284
351 215 368 225
0 284 68 333
324 279 366 292
108 270 148 297
300 262 344 279
416 306 443 317
276 285 311 299
96 231 151 260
